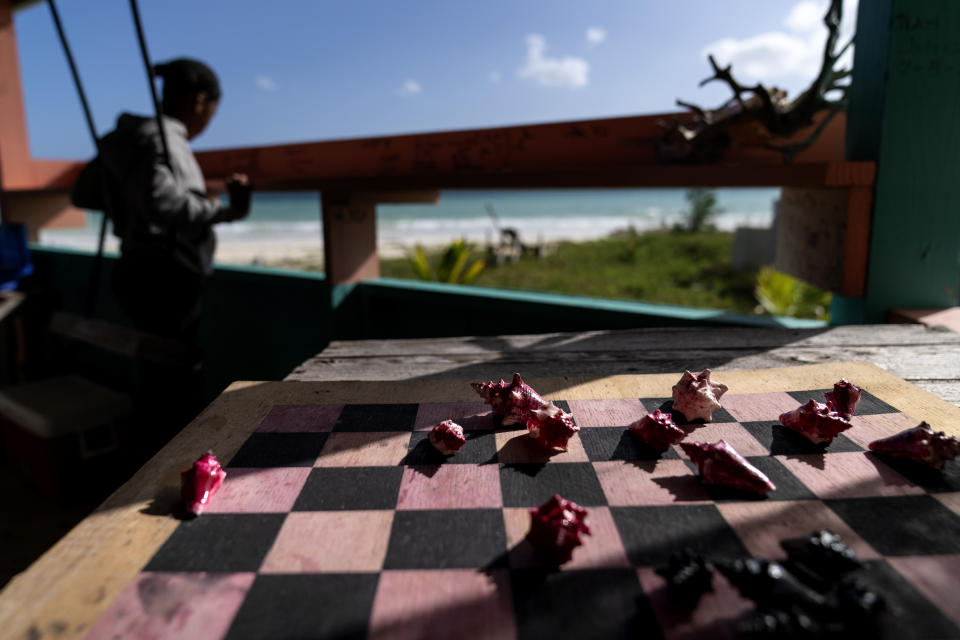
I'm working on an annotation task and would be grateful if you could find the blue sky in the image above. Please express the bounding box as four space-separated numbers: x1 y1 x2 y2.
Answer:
13 0 856 159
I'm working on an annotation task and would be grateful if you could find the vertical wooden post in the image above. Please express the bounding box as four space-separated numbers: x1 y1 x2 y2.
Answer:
320 191 380 285
0 0 33 192
835 0 960 322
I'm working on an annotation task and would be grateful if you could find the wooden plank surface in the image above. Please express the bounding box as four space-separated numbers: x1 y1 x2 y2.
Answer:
2 362 959 640
288 325 960 406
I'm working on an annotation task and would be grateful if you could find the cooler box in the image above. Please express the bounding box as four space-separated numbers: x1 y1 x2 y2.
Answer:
0 375 131 496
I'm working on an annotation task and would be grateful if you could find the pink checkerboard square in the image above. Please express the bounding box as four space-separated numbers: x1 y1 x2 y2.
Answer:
566 398 648 428
845 412 920 449
502 506 630 570
495 430 590 463
84 572 255 640
673 422 768 458
414 402 497 431
204 467 311 513
368 570 516 640
887 555 960 627
315 432 410 467
260 511 394 573
637 566 754 640
594 460 711 506
776 452 924 499
256 404 344 433
720 392 800 423
716 500 880 560
396 464 502 510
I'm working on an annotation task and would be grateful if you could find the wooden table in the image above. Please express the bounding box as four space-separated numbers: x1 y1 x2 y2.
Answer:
3 326 960 639
288 324 960 407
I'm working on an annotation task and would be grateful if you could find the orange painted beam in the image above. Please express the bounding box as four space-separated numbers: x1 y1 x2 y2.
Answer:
193 111 851 190
0 0 33 190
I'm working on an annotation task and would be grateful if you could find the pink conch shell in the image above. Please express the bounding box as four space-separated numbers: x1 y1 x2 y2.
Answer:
629 410 686 452
429 420 467 455
671 369 728 422
825 379 861 419
779 399 852 445
527 494 591 565
180 451 226 516
472 373 548 426
680 440 776 495
869 422 960 469
473 373 579 451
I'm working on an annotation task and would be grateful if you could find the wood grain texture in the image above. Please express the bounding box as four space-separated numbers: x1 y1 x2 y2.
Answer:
288 326 960 407
2 361 958 639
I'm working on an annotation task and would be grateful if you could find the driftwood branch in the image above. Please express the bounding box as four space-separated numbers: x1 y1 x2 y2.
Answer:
657 0 851 163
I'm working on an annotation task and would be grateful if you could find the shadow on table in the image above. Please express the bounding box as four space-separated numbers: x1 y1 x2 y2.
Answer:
404 325 832 394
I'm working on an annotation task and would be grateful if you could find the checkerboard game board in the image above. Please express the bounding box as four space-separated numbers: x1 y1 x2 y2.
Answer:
84 373 960 640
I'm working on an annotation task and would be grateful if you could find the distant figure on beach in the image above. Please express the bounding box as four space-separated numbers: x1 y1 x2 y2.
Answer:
72 57 251 343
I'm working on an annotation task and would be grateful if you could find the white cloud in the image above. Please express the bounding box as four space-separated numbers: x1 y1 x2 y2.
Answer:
517 34 589 88
700 0 857 83
586 26 607 45
254 74 277 91
400 79 422 95
489 71 501 83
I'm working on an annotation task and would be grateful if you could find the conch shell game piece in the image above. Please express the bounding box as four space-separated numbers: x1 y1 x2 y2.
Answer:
825 379 861 419
181 451 226 516
671 369 728 422
680 440 776 495
869 422 960 469
526 494 591 565
779 399 852 445
428 420 467 455
473 373 579 450
629 410 686 452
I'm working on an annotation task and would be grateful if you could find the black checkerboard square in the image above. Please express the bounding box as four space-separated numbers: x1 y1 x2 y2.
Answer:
857 560 960 640
683 455 817 502
826 495 960 556
611 505 749 566
333 403 419 432
293 467 403 511
579 427 681 462
787 388 899 415
870 456 960 493
226 433 328 468
499 462 607 507
510 568 657 640
639 397 736 424
383 509 507 570
224 573 379 640
403 431 497 465
145 514 285 572
740 420 863 455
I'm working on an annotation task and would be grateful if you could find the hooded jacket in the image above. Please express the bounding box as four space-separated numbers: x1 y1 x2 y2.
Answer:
71 113 236 276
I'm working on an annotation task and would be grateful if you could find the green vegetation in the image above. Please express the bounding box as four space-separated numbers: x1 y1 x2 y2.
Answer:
381 228 763 314
407 238 485 284
680 187 722 233
755 266 832 321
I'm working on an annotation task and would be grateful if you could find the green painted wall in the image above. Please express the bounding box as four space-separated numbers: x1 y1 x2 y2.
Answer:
27 248 823 400
839 0 960 322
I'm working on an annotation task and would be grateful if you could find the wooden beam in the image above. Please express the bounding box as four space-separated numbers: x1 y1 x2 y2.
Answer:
321 192 380 284
0 0 33 191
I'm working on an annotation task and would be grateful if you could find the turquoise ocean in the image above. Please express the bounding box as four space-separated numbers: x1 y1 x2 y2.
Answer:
40 187 781 260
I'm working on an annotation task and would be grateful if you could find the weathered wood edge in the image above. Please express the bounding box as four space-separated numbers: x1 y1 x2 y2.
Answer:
1 361 956 639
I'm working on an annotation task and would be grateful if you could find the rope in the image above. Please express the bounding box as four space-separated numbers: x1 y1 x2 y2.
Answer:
46 0 113 317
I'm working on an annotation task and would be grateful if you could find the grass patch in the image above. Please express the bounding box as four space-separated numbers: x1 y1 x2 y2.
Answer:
380 229 763 314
